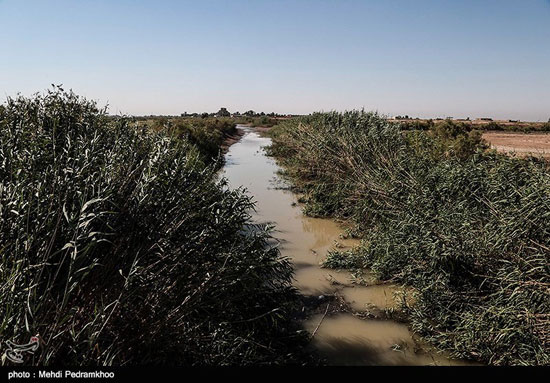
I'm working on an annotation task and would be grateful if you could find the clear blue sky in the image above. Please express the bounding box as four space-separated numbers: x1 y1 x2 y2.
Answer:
0 0 549 120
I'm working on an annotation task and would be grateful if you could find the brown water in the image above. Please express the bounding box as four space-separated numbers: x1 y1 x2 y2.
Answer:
222 127 472 366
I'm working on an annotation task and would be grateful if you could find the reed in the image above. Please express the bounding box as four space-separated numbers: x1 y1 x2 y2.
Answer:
269 111 550 365
0 88 306 365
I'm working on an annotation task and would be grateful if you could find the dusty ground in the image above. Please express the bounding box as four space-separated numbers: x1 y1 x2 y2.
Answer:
483 131 550 157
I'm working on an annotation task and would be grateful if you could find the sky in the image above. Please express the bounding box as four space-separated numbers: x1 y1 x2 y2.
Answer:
0 0 549 120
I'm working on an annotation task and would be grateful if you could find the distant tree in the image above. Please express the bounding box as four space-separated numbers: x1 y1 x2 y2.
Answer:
217 107 230 117
201 112 209 119
244 110 255 117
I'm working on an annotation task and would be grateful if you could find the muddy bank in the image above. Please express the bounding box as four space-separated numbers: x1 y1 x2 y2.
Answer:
222 126 475 366
220 127 246 154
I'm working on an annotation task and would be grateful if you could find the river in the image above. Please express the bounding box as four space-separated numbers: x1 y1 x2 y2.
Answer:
222 126 472 366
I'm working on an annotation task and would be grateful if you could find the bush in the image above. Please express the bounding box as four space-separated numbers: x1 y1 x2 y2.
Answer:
269 111 550 365
0 88 305 365
148 117 237 164
405 119 487 160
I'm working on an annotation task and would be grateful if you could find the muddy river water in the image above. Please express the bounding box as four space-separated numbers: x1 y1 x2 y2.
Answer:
222 127 472 366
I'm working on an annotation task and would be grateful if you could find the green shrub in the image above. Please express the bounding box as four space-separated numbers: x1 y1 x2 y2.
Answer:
404 119 487 160
0 88 305 366
148 117 237 164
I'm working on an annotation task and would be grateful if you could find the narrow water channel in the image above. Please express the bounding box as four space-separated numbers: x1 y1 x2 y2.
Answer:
222 126 472 366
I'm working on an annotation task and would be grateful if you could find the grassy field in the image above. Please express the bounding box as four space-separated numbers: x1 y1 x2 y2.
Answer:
0 88 308 366
268 112 550 365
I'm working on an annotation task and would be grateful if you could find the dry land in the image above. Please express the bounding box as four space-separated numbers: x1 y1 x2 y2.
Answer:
483 131 550 157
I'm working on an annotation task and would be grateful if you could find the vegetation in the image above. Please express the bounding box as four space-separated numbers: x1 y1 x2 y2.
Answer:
232 115 280 128
269 111 550 365
396 118 550 132
251 116 279 128
130 116 238 164
133 114 280 161
0 88 307 366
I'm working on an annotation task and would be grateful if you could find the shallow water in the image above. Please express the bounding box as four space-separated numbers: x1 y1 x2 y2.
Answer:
222 127 472 366
303 314 472 366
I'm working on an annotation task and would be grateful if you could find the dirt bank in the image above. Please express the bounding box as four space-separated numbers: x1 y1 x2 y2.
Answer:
483 131 550 157
220 127 246 154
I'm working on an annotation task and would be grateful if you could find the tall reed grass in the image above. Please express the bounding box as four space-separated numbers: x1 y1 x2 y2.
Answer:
269 111 550 365
147 116 238 162
0 88 306 365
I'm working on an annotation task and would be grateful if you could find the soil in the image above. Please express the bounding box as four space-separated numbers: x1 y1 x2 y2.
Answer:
482 131 550 157
220 128 246 154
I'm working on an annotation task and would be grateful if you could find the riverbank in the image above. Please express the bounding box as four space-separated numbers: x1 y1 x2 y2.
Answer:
223 127 474 365
220 125 246 153
267 112 550 366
